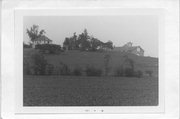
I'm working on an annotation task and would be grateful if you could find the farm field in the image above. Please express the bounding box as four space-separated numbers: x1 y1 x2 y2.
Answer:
24 75 158 106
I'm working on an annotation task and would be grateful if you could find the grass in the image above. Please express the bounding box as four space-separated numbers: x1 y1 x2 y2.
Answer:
23 75 158 106
23 48 158 106
24 49 158 76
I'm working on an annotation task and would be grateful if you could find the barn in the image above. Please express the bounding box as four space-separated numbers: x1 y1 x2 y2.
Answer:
113 42 144 56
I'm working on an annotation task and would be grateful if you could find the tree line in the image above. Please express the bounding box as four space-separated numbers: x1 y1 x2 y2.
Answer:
63 29 113 51
26 25 113 52
24 52 152 78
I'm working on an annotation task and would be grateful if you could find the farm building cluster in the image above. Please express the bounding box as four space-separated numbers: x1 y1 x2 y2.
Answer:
113 42 144 56
27 35 144 56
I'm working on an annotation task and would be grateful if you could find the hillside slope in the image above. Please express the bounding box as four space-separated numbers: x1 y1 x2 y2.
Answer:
24 48 158 77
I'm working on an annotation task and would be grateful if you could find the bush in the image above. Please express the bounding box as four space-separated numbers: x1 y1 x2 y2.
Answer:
62 47 66 51
31 53 47 75
145 70 153 77
46 64 54 75
85 65 102 76
23 59 31 75
124 68 134 77
72 66 83 76
114 66 124 77
35 44 62 54
52 66 60 75
104 54 111 76
59 62 71 75
134 70 143 78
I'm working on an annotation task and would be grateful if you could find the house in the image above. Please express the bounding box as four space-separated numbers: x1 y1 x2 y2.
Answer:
113 42 144 56
32 35 52 48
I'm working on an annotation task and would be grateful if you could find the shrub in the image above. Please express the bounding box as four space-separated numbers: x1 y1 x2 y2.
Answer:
85 65 102 76
23 59 31 75
72 66 83 76
35 44 62 54
134 70 143 78
104 54 111 76
52 66 61 75
124 68 134 77
59 62 71 75
114 66 124 77
145 70 153 77
62 47 66 51
46 64 54 75
31 53 47 75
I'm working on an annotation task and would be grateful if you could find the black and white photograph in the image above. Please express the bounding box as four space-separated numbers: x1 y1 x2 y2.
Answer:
23 15 159 106
1 0 179 118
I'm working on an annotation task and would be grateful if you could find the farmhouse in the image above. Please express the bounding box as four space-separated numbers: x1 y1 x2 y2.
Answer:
33 35 52 48
113 42 144 56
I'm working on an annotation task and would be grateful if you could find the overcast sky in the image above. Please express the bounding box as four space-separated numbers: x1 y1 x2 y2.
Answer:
23 16 158 57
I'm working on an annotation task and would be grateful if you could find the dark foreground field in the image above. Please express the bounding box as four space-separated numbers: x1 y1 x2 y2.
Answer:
24 75 158 106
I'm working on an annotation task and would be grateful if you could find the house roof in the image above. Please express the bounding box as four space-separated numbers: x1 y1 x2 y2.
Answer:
35 35 52 42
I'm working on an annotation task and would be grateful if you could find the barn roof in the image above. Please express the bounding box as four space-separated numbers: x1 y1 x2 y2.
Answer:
113 46 144 52
127 46 144 52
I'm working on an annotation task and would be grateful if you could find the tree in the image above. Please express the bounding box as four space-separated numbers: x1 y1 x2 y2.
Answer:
63 37 70 50
90 37 102 51
69 37 76 50
26 25 46 45
73 32 78 49
63 32 78 50
104 54 111 76
123 56 135 77
63 28 114 52
124 56 134 70
39 29 46 37
31 53 47 75
106 40 113 49
77 29 91 51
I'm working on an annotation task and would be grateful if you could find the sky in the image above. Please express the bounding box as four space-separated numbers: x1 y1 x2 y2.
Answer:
23 16 158 57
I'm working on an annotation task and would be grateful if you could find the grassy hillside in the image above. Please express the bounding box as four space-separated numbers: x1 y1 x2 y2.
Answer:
24 48 158 77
